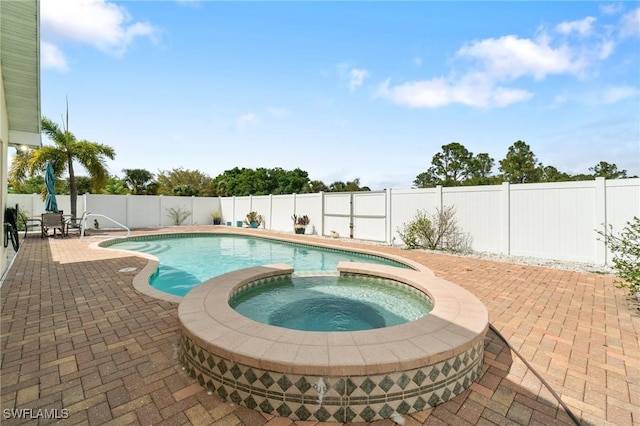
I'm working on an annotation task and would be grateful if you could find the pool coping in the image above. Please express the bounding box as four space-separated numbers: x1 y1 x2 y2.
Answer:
179 261 488 376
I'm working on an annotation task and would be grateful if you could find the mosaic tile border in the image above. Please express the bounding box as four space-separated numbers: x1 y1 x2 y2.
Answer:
229 274 294 299
180 333 483 422
230 273 434 308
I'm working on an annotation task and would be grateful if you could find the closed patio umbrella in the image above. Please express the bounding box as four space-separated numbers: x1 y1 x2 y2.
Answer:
44 161 59 213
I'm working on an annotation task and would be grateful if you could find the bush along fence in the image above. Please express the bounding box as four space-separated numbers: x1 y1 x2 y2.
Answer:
8 177 639 265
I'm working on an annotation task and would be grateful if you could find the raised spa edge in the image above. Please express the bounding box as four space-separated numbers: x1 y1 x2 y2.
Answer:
178 262 488 422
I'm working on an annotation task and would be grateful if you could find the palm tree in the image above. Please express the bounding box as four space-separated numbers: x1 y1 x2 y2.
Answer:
103 176 129 195
9 116 116 220
122 168 157 194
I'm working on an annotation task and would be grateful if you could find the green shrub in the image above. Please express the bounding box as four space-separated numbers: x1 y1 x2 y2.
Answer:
166 207 192 226
397 206 471 253
16 208 28 231
599 216 640 299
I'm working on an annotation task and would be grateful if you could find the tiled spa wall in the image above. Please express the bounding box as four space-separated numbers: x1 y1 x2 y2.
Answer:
180 333 484 423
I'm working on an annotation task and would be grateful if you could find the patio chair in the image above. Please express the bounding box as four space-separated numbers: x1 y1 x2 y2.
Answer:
41 212 66 238
23 217 43 238
64 215 83 237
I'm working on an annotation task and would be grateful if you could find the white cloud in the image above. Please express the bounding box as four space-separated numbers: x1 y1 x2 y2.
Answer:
456 34 584 81
41 0 159 58
336 63 369 91
556 17 597 37
41 41 69 72
600 3 624 16
374 76 533 109
376 32 592 109
377 15 627 110
597 40 616 60
601 86 639 104
376 28 610 109
491 87 534 107
619 8 640 38
349 68 369 91
235 113 258 129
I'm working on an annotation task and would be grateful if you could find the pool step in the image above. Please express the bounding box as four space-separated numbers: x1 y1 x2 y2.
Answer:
144 242 172 255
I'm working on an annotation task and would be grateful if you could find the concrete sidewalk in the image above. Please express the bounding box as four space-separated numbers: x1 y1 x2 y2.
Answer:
1 228 638 425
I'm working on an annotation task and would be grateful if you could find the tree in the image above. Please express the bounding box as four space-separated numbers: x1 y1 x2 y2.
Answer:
303 180 329 193
103 176 128 195
8 168 44 194
173 184 199 196
345 178 370 191
9 116 115 219
328 178 370 192
414 143 496 187
540 165 572 182
211 167 247 196
328 181 347 192
211 167 313 196
499 140 541 184
157 168 216 196
413 172 434 188
65 176 92 195
211 167 262 196
466 153 498 186
570 173 595 181
123 168 158 195
8 151 35 193
270 167 309 194
589 161 628 179
417 142 473 187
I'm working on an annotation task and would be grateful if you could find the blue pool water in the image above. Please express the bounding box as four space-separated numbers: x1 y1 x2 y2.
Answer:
230 275 432 332
105 234 410 296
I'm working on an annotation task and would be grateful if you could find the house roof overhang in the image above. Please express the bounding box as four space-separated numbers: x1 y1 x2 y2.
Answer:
1 0 41 148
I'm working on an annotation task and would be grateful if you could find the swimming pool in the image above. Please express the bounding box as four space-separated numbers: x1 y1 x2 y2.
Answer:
103 233 411 296
230 274 433 331
101 230 488 422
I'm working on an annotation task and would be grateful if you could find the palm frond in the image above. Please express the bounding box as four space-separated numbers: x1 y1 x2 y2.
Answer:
41 117 75 150
8 151 34 190
73 140 114 191
30 146 67 173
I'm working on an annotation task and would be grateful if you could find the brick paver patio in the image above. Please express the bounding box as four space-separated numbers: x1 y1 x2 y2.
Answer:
1 227 639 425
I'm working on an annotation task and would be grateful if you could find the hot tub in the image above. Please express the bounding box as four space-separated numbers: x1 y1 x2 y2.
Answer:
178 262 488 423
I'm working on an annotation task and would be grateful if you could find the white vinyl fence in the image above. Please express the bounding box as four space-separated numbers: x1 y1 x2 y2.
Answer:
8 177 639 265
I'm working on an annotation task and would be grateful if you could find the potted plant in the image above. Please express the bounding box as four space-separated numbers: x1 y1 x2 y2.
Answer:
211 210 222 225
244 211 263 229
291 214 310 234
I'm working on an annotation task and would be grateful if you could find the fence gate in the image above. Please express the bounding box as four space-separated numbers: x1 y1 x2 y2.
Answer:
322 191 387 241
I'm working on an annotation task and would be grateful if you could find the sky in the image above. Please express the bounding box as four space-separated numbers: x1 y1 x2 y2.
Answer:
34 0 640 190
